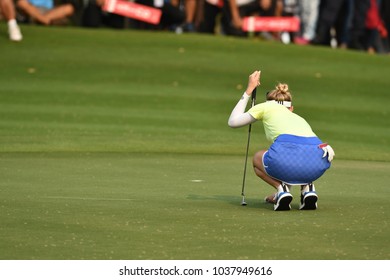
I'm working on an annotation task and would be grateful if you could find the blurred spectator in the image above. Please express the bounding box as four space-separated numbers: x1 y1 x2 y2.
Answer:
280 0 298 44
16 0 75 25
133 0 185 30
198 0 229 34
347 0 370 50
380 0 390 53
335 0 354 49
282 0 297 16
81 0 125 29
294 0 320 45
365 0 388 53
0 0 23 41
226 0 283 37
311 0 352 47
310 0 371 49
182 0 198 31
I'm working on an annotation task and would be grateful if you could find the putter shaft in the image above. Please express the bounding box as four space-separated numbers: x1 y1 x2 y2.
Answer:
240 88 257 205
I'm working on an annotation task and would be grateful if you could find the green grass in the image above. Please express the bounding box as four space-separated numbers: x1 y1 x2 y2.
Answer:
0 24 389 260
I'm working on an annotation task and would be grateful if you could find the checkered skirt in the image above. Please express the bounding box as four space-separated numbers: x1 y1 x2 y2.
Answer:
263 134 331 185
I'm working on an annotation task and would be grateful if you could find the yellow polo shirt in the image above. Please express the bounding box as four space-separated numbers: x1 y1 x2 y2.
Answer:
248 101 316 142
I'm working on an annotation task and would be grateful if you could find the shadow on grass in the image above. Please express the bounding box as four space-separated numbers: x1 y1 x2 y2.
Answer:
186 194 273 210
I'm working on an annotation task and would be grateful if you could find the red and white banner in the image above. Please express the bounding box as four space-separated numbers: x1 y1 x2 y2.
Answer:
103 0 162 25
242 17 300 32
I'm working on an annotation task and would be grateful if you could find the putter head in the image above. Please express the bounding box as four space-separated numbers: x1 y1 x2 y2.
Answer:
241 197 247 206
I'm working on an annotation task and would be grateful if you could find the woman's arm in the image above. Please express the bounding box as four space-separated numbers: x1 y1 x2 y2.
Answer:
228 71 261 128
228 93 256 127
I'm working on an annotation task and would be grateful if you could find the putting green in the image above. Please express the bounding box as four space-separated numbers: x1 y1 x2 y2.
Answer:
1 153 389 259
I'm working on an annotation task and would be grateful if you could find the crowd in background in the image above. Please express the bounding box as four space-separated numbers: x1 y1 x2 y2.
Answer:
1 0 389 54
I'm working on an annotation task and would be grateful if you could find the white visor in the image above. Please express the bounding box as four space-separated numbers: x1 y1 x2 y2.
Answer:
267 100 292 108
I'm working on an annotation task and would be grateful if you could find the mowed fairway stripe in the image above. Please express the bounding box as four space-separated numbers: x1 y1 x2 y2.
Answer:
44 196 135 201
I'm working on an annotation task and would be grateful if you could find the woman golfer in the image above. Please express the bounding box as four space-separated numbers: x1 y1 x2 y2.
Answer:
228 70 334 211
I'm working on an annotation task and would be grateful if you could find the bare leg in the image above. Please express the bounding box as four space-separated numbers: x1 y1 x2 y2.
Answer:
254 150 293 210
0 0 16 20
253 150 281 204
185 0 196 24
17 0 50 25
253 150 281 189
45 4 74 23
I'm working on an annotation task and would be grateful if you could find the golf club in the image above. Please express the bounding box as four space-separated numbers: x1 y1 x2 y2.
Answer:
241 87 257 206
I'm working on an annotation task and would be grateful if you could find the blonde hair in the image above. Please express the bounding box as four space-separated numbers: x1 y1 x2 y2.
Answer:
266 83 292 103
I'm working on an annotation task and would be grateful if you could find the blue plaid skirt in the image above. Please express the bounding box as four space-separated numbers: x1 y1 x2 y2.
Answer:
263 134 331 185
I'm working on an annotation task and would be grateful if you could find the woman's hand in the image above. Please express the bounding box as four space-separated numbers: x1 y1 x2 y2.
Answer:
245 70 261 96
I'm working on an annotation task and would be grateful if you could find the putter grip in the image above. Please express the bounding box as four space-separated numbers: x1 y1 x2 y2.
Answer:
251 88 257 106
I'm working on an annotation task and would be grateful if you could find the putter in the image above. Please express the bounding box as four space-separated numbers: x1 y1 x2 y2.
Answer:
241 88 257 206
